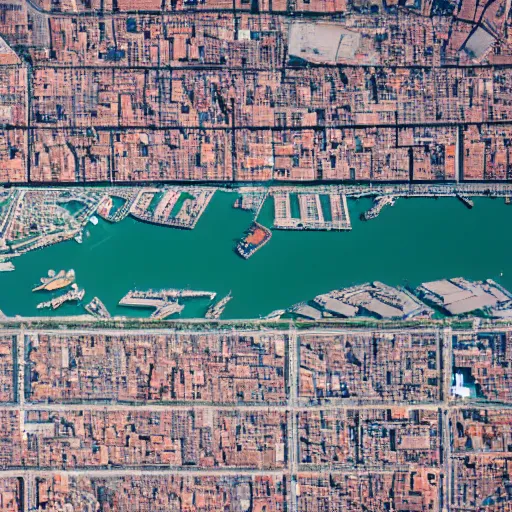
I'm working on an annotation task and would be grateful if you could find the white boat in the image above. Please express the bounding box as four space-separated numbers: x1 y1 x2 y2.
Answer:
0 261 14 272
89 215 99 226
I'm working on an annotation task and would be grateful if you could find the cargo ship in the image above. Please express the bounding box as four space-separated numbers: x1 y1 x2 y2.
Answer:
235 222 272 259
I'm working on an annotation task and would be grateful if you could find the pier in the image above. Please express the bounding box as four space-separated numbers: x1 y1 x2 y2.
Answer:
361 196 396 221
456 194 474 209
205 292 233 319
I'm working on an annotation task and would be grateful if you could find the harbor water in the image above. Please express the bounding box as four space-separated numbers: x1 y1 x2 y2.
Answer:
1 192 512 319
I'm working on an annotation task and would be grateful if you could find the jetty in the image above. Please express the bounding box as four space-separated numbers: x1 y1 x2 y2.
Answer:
84 297 111 319
33 269 75 292
205 292 232 319
37 285 85 310
361 196 396 221
236 222 272 259
456 193 474 209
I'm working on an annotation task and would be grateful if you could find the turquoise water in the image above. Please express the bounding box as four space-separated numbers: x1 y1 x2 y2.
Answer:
0 192 511 319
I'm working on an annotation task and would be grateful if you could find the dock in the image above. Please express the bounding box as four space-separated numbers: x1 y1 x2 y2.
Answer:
273 192 351 230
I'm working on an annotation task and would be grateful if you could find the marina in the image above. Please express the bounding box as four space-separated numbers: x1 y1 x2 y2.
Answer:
2 193 512 319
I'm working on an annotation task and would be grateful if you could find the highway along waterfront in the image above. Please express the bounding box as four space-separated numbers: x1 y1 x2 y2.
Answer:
1 192 512 319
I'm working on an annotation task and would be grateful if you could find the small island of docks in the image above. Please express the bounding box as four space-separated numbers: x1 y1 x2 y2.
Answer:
36 284 85 310
32 268 85 311
32 269 75 292
236 222 272 259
